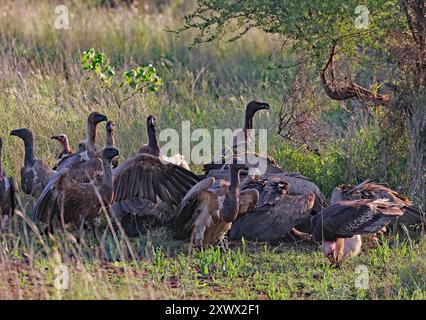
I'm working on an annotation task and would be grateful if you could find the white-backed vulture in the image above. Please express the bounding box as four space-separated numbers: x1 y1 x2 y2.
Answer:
111 153 201 237
203 101 284 175
229 175 316 242
139 115 190 170
331 180 424 225
173 163 259 248
10 128 56 199
55 112 107 170
51 134 73 170
312 199 404 266
31 147 119 236
0 138 17 231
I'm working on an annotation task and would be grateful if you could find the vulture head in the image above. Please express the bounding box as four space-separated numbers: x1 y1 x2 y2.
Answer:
319 236 362 267
246 100 270 116
51 134 69 147
106 121 116 133
88 112 108 126
146 115 157 128
102 147 119 162
10 128 33 140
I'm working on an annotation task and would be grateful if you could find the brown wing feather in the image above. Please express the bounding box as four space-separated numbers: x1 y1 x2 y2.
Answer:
312 199 404 241
238 189 259 215
337 180 424 224
230 192 314 242
32 168 103 227
172 177 215 240
111 153 201 233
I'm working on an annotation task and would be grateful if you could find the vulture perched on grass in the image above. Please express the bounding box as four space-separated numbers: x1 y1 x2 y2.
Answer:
139 115 190 170
0 138 17 231
10 128 56 199
312 199 404 266
31 147 119 237
330 180 424 225
111 153 201 236
55 111 107 170
51 134 73 170
203 101 284 175
229 175 316 242
173 163 259 248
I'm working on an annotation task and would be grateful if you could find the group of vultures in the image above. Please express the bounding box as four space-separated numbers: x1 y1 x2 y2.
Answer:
0 101 424 266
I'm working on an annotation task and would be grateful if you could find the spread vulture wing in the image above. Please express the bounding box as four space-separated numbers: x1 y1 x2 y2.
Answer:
172 177 215 240
111 153 201 224
32 168 100 226
32 168 69 224
332 180 424 225
312 199 404 242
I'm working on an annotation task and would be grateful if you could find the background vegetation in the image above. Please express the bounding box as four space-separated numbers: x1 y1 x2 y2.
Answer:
0 0 424 299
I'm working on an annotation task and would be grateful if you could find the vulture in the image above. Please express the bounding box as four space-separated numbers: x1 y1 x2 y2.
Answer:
59 117 113 183
55 111 107 170
51 134 73 170
78 111 108 153
0 138 17 231
139 115 160 156
139 115 190 170
111 153 201 236
229 175 316 242
31 147 119 236
10 128 56 199
105 121 119 168
173 163 259 248
203 101 284 175
312 199 404 266
330 180 424 225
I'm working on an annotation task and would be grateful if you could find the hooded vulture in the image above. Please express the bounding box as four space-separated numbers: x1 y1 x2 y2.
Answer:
173 163 259 248
31 147 119 236
229 175 316 242
111 153 201 236
0 138 17 231
51 134 73 170
10 128 56 199
55 111 107 171
330 180 424 225
139 115 190 170
203 101 284 175
312 199 404 266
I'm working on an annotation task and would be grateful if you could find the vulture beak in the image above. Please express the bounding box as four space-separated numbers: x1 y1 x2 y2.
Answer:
94 114 108 125
261 103 270 110
10 129 24 138
51 135 59 140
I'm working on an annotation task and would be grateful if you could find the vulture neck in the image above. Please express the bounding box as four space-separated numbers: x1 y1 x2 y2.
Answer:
62 140 72 154
0 140 3 175
147 125 160 157
100 159 114 201
23 134 36 166
106 131 115 148
244 109 254 132
86 121 97 152
221 167 241 223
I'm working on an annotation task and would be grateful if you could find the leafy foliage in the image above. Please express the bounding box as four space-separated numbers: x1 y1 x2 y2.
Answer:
82 48 162 108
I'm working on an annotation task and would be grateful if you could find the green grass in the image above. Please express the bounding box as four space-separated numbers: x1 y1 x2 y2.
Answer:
0 0 424 299
0 218 424 299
